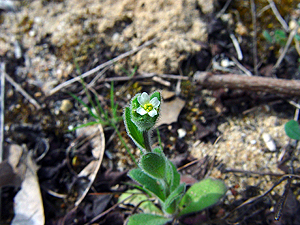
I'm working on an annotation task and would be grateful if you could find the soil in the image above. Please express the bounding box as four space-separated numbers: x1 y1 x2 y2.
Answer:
1 0 300 224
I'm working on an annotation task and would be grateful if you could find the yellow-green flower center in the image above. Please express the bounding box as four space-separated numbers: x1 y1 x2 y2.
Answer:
144 103 154 112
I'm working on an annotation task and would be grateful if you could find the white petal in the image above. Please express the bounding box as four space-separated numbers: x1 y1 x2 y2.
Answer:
138 92 150 105
148 109 157 117
150 97 160 108
136 107 147 115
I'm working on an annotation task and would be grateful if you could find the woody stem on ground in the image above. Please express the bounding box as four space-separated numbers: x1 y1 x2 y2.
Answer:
194 72 300 96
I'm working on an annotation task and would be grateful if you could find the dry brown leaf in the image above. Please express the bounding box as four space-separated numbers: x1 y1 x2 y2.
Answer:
156 97 185 127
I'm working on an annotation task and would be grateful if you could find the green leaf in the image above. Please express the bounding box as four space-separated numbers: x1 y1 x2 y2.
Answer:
178 178 226 216
164 183 186 214
150 150 179 192
168 160 180 192
124 107 145 150
285 120 300 140
129 168 166 201
119 189 163 215
263 30 273 43
127 213 171 225
140 153 166 180
274 29 287 46
150 91 161 102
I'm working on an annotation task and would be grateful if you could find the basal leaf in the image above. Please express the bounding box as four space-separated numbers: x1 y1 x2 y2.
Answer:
127 213 171 225
178 178 226 216
285 120 300 140
119 189 163 215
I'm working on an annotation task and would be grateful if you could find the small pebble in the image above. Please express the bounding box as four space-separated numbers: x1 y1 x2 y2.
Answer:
60 99 73 113
262 133 276 151
177 128 187 138
220 58 234 68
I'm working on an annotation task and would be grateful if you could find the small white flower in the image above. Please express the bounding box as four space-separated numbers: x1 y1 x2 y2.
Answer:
136 92 160 117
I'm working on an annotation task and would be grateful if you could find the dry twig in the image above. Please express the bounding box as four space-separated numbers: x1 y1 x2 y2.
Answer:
250 0 258 75
267 0 289 32
49 38 157 95
1 65 41 110
194 71 300 96
0 63 4 162
274 24 299 70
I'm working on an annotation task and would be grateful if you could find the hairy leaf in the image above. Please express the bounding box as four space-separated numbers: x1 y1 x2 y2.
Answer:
129 168 166 201
178 178 226 216
127 213 171 225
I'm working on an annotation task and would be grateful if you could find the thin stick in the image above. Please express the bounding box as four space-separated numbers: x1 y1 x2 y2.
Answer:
87 65 110 88
216 0 232 18
230 56 253 76
86 194 133 225
102 73 188 83
222 167 284 177
257 5 271 17
1 67 41 110
0 63 4 221
250 0 258 75
273 25 298 69
229 33 243 61
49 38 157 95
288 100 300 109
0 63 4 163
267 0 289 32
194 71 300 96
274 177 292 220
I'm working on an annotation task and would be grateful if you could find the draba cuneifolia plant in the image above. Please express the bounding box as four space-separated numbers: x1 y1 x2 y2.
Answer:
122 91 227 225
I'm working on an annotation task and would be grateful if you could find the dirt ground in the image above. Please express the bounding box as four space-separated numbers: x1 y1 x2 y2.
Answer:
1 0 300 224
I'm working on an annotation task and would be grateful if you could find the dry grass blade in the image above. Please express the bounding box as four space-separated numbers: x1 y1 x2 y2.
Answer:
49 38 157 95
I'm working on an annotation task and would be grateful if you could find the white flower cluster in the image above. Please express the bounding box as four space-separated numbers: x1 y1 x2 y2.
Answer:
136 92 160 117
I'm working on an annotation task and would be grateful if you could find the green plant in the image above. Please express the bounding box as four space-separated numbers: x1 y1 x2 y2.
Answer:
69 81 137 165
122 91 227 225
263 20 300 71
285 120 300 140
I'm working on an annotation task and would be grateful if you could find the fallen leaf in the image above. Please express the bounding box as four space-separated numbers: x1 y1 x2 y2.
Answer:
12 152 45 225
156 97 185 127
0 161 21 188
74 124 105 206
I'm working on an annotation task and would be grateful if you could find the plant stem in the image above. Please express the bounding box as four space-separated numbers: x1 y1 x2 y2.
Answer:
143 130 152 152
